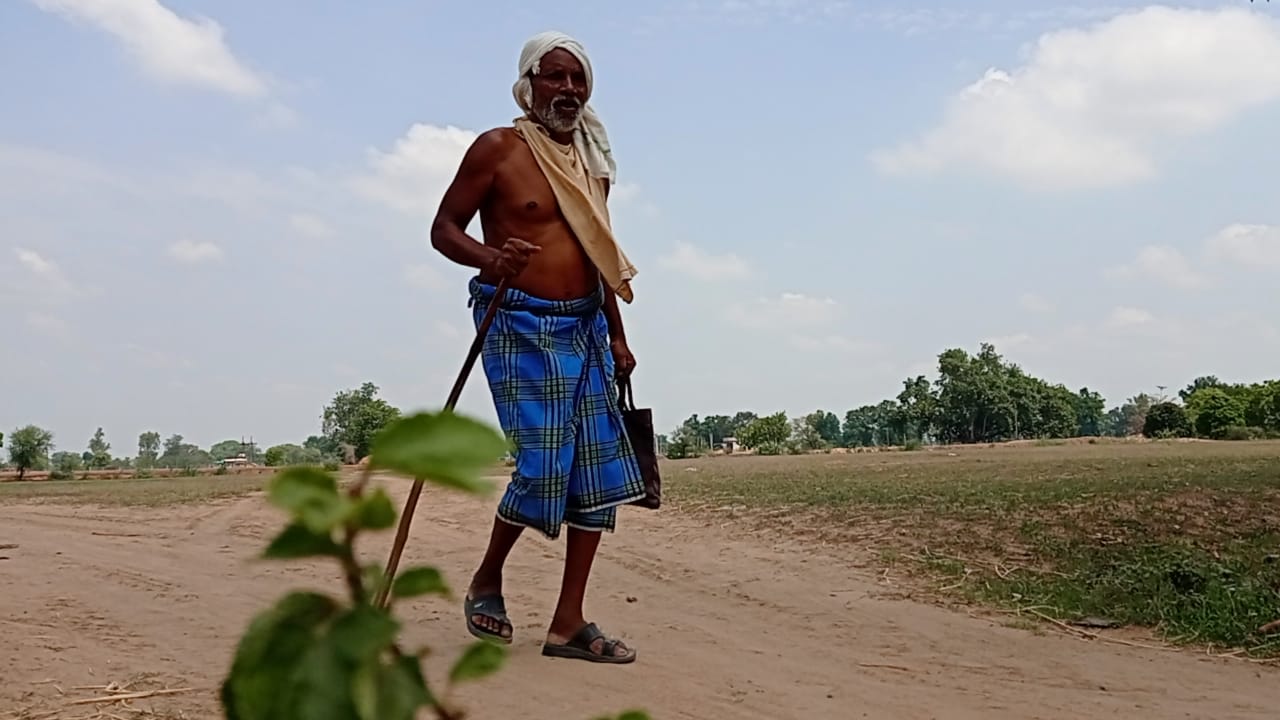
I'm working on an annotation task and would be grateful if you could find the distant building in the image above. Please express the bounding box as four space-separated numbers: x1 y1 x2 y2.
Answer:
723 437 738 454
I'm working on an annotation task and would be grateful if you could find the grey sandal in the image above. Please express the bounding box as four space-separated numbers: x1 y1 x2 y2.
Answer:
541 622 636 664
464 594 513 644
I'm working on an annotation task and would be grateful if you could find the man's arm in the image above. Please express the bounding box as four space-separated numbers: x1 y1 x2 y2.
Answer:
430 130 508 270
601 277 626 341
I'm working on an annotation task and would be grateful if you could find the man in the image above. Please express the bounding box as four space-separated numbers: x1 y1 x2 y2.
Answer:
430 31 645 664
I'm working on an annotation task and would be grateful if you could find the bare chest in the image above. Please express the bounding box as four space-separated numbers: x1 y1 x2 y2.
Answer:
489 145 564 224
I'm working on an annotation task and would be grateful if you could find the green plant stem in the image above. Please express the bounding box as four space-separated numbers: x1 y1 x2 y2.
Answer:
338 527 366 604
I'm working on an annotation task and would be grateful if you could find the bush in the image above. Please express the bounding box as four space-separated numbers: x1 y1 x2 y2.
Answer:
1221 426 1264 441
323 460 341 472
1144 402 1191 438
756 441 784 456
902 439 923 451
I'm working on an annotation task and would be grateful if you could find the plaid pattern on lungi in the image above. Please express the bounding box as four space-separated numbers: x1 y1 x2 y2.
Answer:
468 277 646 539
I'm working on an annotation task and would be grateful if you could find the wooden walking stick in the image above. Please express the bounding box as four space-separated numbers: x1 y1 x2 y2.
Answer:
375 278 509 608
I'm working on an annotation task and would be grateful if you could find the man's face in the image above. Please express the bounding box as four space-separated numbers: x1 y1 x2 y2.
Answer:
529 48 588 134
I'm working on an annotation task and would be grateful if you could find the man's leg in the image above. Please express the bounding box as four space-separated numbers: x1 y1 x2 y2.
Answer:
466 518 524 640
463 282 574 643
545 527 634 660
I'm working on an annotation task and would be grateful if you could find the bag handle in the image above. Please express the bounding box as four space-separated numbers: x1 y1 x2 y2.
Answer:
615 375 636 411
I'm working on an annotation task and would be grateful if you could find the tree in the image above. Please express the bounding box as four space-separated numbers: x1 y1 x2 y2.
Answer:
159 434 211 470
1187 388 1245 439
728 411 758 438
738 412 790 453
1144 402 1191 438
896 376 937 442
304 434 338 454
1179 376 1223 403
842 406 878 447
137 431 161 469
51 450 83 479
321 382 402 461
264 444 324 467
1075 387 1107 436
210 439 247 462
8 425 53 481
790 416 825 453
801 410 841 446
86 427 111 469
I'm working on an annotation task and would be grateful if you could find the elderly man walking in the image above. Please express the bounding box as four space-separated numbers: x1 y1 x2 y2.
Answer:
430 31 644 664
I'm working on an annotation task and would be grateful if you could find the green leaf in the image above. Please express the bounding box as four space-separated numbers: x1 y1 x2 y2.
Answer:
390 566 450 600
262 523 342 559
618 712 652 720
369 411 507 494
361 563 387 600
349 487 397 530
353 655 434 720
287 635 358 720
448 640 507 684
220 592 340 720
328 604 399 663
267 467 350 533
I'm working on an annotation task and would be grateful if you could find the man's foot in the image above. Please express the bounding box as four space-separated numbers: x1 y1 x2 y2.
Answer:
464 593 513 644
542 622 636 664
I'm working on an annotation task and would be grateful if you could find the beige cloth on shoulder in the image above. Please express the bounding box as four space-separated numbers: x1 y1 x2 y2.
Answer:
513 117 637 304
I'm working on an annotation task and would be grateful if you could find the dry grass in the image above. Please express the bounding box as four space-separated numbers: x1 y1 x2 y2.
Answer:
0 474 271 508
664 439 1280 655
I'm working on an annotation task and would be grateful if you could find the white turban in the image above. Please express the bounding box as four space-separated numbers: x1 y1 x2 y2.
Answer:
512 31 616 184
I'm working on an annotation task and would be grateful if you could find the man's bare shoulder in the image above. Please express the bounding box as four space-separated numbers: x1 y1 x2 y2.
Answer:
465 127 526 165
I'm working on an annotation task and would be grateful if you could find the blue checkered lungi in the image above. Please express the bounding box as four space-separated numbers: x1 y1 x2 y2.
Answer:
468 277 646 539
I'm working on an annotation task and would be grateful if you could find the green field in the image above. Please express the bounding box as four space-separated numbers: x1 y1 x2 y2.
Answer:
664 439 1280 656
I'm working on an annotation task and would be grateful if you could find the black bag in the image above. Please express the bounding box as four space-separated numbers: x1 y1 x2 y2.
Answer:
617 377 661 510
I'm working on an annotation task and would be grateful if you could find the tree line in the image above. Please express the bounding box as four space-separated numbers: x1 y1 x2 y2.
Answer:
2 382 402 480
662 343 1280 457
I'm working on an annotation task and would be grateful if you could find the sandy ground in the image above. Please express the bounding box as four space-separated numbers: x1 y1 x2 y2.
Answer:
2 476 1277 720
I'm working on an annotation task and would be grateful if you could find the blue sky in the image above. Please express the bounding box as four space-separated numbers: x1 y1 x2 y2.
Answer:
3 0 1279 453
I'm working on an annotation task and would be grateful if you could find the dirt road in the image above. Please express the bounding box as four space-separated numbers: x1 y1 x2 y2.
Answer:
2 477 1276 719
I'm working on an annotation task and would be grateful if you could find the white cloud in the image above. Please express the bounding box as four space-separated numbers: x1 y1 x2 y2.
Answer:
657 241 751 281
15 247 57 278
31 0 267 97
13 247 74 294
1107 245 1210 290
353 124 477 217
1105 306 1154 329
872 7 1280 190
288 213 334 240
1205 223 1280 269
728 292 840 330
1018 292 1054 313
167 239 223 264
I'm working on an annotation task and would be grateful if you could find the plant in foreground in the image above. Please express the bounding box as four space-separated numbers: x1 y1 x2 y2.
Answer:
220 410 649 720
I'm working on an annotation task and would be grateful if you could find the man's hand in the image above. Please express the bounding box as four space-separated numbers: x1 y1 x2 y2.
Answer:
611 336 636 378
485 237 540 278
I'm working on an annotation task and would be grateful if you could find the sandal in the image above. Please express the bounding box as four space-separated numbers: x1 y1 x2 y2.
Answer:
542 622 636 664
464 594 513 644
